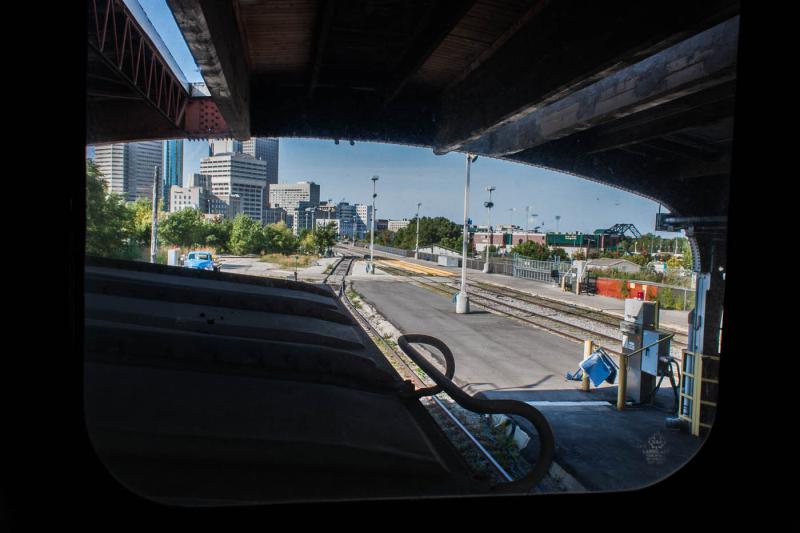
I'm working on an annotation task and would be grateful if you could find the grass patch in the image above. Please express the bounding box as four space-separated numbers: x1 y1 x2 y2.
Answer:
259 253 320 268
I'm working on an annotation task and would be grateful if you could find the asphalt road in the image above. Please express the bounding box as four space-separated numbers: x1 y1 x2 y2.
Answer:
353 280 595 397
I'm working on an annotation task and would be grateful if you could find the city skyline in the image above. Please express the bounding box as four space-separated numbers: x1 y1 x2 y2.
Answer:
90 137 678 236
129 0 681 238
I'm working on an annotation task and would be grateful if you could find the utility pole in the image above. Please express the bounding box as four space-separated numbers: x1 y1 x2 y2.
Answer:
484 186 495 273
508 207 516 228
456 154 477 314
369 175 378 274
414 202 422 259
555 215 561 233
150 165 161 264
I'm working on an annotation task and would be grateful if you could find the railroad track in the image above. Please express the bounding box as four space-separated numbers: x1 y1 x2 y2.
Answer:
323 254 358 286
339 281 516 485
339 247 686 356
373 263 624 356
470 281 689 347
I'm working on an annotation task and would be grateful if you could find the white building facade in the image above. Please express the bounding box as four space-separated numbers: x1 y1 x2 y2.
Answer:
94 141 163 201
200 153 268 223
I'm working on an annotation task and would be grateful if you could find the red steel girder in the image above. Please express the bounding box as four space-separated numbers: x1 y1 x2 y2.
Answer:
183 98 233 139
88 0 189 129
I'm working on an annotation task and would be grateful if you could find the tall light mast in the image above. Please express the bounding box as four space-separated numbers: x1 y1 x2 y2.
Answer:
456 154 477 314
414 202 422 259
369 175 379 274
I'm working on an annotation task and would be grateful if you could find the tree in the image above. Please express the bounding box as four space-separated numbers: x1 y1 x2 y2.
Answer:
203 217 234 253
85 160 133 258
159 208 206 248
392 216 461 250
228 213 266 255
511 241 568 261
313 222 338 255
298 231 316 254
126 198 154 247
375 229 393 246
263 221 297 254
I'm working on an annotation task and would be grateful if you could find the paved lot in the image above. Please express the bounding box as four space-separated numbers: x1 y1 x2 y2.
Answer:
353 277 703 491
343 245 689 333
353 280 592 396
217 255 338 281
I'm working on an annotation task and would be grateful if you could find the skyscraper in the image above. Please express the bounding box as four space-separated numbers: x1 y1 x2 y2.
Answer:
94 141 163 201
200 153 268 223
242 138 279 183
162 140 183 211
210 139 242 156
210 137 279 209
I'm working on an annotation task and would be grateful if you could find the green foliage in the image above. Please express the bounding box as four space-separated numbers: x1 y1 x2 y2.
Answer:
228 213 266 255
203 217 234 253
627 253 650 266
126 197 154 247
375 229 393 246
511 241 569 261
391 216 462 250
573 251 586 260
312 222 337 255
262 221 297 254
85 160 134 258
159 208 207 248
298 232 316 254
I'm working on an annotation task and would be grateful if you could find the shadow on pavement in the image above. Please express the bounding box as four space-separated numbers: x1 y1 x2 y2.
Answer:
473 386 703 492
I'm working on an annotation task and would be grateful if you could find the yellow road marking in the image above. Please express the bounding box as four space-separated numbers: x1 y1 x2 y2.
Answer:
375 258 454 277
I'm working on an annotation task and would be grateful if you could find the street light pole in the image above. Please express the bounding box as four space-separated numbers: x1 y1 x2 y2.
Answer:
484 186 495 273
456 154 476 314
150 165 161 264
414 202 422 259
369 175 378 274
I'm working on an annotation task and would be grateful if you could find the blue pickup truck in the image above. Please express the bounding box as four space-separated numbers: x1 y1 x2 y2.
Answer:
183 251 219 272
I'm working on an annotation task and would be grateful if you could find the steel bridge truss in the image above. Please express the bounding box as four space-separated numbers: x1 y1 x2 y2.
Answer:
88 0 189 130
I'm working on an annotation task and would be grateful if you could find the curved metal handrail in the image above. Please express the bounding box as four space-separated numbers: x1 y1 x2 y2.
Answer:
397 334 455 399
398 334 555 494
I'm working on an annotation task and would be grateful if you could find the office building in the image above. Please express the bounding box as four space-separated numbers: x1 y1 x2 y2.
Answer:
210 137 279 206
269 181 320 210
94 141 163 201
170 184 207 213
354 203 373 240
200 153 267 223
388 219 411 232
162 140 183 211
263 207 290 226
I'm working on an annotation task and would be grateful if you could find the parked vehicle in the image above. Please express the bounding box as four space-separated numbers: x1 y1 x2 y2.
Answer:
184 251 219 271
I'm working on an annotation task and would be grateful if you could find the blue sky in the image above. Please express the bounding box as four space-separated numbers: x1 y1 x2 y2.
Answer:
129 0 678 236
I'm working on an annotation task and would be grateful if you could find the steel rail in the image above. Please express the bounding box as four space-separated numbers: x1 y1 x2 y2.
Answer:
373 263 623 355
398 335 555 493
339 287 514 485
472 281 689 346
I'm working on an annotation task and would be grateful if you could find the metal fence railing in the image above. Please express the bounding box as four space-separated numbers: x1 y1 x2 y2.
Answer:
511 254 571 283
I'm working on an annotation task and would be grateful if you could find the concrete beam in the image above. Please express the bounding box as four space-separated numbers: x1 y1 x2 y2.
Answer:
460 16 739 157
433 0 739 154
167 0 250 139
